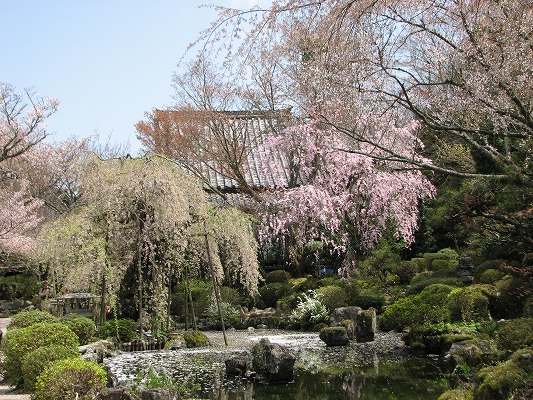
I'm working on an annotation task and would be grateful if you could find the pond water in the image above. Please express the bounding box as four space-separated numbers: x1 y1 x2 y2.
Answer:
105 331 455 399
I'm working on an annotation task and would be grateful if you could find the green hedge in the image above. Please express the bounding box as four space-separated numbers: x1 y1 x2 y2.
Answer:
7 310 58 330
20 345 79 391
33 358 107 400
316 285 348 311
264 269 292 284
447 285 492 322
98 318 138 342
60 315 96 345
2 322 79 386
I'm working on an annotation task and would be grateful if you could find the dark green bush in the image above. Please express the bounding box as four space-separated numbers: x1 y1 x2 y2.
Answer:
447 285 492 322
380 284 453 331
99 318 138 342
60 315 96 345
491 277 530 319
259 282 293 308
496 318 533 352
7 309 58 329
0 273 40 301
351 290 385 311
264 269 292 284
20 345 79 390
407 269 463 295
170 279 211 319
33 357 107 400
479 268 505 284
2 322 79 386
316 285 348 311
204 302 241 328
218 285 243 306
394 260 420 284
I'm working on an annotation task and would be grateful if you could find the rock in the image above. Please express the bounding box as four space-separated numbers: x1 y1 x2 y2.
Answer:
329 306 362 326
99 387 137 400
341 319 356 340
355 309 376 342
183 330 209 348
141 389 177 400
79 340 115 363
251 338 296 383
444 339 502 370
225 354 249 376
319 326 350 346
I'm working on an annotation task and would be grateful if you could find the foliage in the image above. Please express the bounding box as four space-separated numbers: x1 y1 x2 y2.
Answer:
0 273 40 301
496 318 533 353
20 345 79 391
316 285 348 312
98 318 138 342
291 290 329 328
2 322 79 386
170 278 211 320
0 82 57 255
183 330 210 348
359 243 402 287
204 301 241 329
129 365 199 397
407 270 463 295
265 269 292 284
394 261 420 285
474 348 533 400
491 277 531 319
350 291 386 312
479 269 505 285
380 284 453 331
60 315 96 345
33 357 107 400
259 282 293 308
447 286 492 323
7 309 58 329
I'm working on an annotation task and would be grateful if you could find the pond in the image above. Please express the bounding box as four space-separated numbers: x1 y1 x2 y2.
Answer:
105 330 455 399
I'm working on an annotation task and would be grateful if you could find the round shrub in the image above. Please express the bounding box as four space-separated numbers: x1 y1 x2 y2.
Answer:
291 290 329 329
447 286 491 322
491 277 530 319
61 315 96 345
259 282 293 308
264 269 292 284
2 322 79 386
316 285 348 311
98 318 138 342
351 290 385 311
479 268 505 284
204 302 241 329
219 285 243 306
33 358 107 400
407 270 463 295
380 284 453 331
496 318 533 352
20 345 79 390
394 260 419 284
170 279 211 319
7 309 58 330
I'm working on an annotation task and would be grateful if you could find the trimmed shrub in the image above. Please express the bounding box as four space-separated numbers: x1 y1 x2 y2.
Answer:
351 290 385 311
264 269 292 284
60 315 96 345
316 285 348 311
33 358 107 400
407 269 463 295
218 286 243 306
447 285 491 322
259 283 293 308
479 268 505 284
2 322 79 386
204 302 241 329
7 310 58 330
170 279 211 320
98 318 138 342
491 277 530 319
20 345 79 390
394 260 419 284
380 284 453 331
496 318 533 353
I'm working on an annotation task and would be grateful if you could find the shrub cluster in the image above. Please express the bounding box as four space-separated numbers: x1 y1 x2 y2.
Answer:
291 290 329 329
316 285 348 311
264 269 292 284
98 318 138 342
7 310 58 329
61 315 96 345
496 318 533 353
204 301 241 328
259 282 293 308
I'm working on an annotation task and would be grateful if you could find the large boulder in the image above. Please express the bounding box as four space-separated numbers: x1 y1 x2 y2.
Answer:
329 306 362 326
225 354 249 376
251 338 296 383
355 309 376 342
319 326 350 346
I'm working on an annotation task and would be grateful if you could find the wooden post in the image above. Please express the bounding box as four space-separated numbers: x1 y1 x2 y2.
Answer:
203 220 227 346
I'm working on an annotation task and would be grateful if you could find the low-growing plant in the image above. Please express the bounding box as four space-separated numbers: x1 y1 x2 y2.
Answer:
7 309 58 330
61 315 96 345
2 322 79 386
98 318 138 342
20 345 79 391
291 290 329 328
204 301 241 328
265 269 292 284
380 284 453 331
496 318 533 353
316 285 348 311
130 366 200 397
259 282 293 308
33 357 107 400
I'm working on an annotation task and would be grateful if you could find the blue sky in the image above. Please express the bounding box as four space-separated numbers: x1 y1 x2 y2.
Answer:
1 0 268 154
